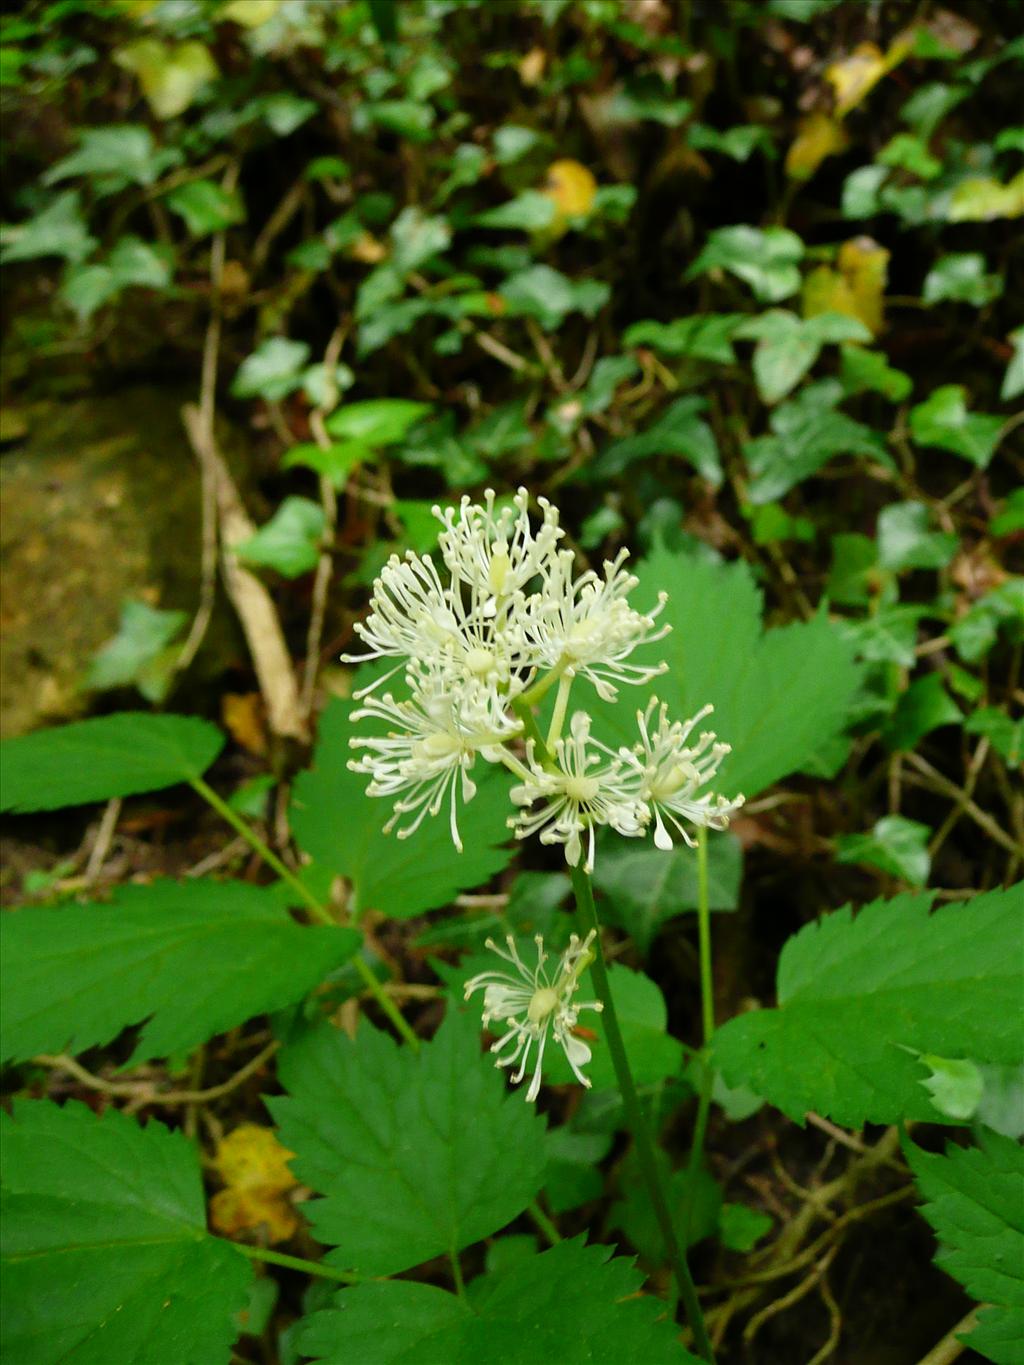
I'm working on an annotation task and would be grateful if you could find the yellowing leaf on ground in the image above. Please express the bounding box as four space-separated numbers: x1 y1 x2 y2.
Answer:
785 111 850 181
221 692 268 756
826 34 913 118
947 171 1024 222
519 46 546 86
116 39 218 120
543 159 598 223
220 0 282 26
210 1124 298 1245
803 236 889 336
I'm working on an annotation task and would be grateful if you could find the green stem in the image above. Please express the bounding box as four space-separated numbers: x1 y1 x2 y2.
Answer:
546 673 574 749
190 776 421 1051
527 1199 562 1245
226 1240 362 1284
569 865 714 1363
512 698 554 765
684 829 715 1244
448 1247 466 1298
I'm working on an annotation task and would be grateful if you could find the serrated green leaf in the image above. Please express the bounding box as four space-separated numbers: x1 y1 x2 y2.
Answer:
231 337 311 401
593 833 742 953
0 1099 250 1365
743 380 886 503
269 1009 547 1276
0 878 360 1065
905 1130 1024 1365
686 225 804 302
290 700 514 918
836 814 931 885
236 496 325 577
164 179 245 236
910 385 1004 468
713 885 1024 1126
0 712 224 813
296 1236 700 1364
593 543 861 798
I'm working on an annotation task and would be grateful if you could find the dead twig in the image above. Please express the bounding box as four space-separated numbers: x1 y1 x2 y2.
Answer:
83 797 122 885
36 1040 279 1108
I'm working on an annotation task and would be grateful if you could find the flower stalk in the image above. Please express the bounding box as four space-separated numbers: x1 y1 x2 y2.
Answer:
570 864 715 1364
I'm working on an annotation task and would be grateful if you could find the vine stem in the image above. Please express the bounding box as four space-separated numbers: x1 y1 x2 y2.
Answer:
190 777 420 1051
684 829 715 1242
226 1240 362 1284
569 864 715 1363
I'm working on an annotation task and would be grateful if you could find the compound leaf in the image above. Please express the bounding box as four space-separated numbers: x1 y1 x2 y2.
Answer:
296 1236 700 1364
0 713 224 813
905 1129 1024 1365
0 879 360 1064
0 1099 250 1365
290 700 514 919
713 885 1024 1126
268 1009 547 1276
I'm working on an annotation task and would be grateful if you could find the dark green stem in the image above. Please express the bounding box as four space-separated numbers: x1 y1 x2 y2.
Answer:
684 829 715 1243
570 865 714 1363
190 777 421 1051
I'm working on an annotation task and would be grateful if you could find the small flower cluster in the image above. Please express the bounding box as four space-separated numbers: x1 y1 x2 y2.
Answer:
347 488 743 867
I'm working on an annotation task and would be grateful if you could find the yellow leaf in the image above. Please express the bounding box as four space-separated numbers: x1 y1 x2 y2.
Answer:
221 692 268 756
519 46 546 86
220 0 282 26
802 236 890 336
209 1187 298 1243
116 38 218 120
213 1124 297 1194
543 159 598 220
947 171 1024 222
785 112 850 181
826 33 912 119
209 1124 298 1245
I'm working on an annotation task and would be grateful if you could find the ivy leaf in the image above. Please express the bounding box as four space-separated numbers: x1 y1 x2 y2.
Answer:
624 313 743 364
1001 328 1024 402
86 598 187 702
236 496 325 578
289 700 514 918
735 310 871 404
115 37 218 120
0 878 361 1064
474 190 557 231
904 1130 1024 1365
1 1099 250 1365
297 1237 700 1364
269 1009 547 1276
713 886 1024 1126
281 440 370 487
923 252 1003 307
388 206 452 273
686 225 804 303
743 380 887 503
835 815 932 885
0 190 96 264
877 501 959 570
839 346 913 401
593 833 743 953
964 708 1023 767
324 398 431 445
909 385 1004 468
231 337 311 401
43 125 181 191
589 395 722 485
499 265 610 331
881 674 961 752
164 180 245 236
594 543 861 798
0 712 224 813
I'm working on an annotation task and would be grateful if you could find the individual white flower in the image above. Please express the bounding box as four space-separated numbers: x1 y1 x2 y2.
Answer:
464 930 604 1101
509 711 648 872
434 486 563 603
626 699 745 850
348 671 521 850
523 548 669 701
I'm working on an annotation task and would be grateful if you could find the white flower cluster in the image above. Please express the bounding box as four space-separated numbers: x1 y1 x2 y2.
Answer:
346 488 743 866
